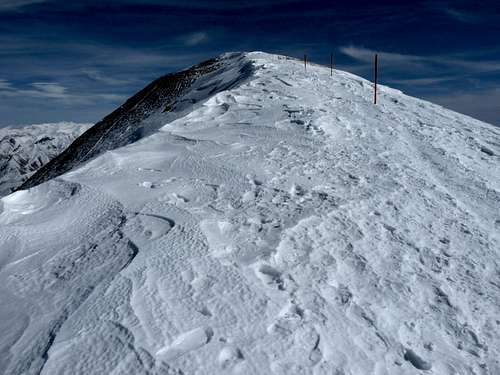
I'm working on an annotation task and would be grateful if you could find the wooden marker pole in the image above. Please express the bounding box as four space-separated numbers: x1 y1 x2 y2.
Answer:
374 53 378 104
304 54 307 72
330 53 333 76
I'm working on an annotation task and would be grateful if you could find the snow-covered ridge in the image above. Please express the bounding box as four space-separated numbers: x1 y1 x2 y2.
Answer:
0 122 91 196
1 52 500 374
19 52 254 191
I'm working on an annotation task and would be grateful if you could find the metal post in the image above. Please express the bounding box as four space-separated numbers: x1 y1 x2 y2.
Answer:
374 53 378 104
304 54 307 72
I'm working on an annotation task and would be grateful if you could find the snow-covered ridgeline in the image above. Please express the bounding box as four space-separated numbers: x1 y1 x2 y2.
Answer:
0 52 499 375
19 53 254 192
0 122 91 196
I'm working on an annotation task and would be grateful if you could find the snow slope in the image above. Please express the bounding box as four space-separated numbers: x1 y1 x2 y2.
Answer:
1 52 500 375
0 122 90 196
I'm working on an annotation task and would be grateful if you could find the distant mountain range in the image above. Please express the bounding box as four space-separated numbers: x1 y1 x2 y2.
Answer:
0 122 91 196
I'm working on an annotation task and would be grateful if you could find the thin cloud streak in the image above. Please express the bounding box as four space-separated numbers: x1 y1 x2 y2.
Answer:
182 32 209 46
387 77 456 86
0 0 46 11
81 69 134 86
340 46 500 74
0 79 126 105
0 79 14 89
443 8 479 24
0 35 207 69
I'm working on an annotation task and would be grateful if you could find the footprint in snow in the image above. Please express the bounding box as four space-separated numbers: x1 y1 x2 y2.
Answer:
267 301 304 335
172 193 189 203
294 326 322 366
480 146 494 156
139 181 156 189
218 346 244 369
255 263 285 291
403 348 432 371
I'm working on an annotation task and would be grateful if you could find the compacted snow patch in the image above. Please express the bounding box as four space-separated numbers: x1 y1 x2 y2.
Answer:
157 327 214 360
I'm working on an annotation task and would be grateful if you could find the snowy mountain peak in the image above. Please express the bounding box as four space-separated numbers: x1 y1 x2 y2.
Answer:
1 52 500 374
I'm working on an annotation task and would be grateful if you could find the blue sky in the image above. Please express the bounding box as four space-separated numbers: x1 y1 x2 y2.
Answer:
1 0 499 126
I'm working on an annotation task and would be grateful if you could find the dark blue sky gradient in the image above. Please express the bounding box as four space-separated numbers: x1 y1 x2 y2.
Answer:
1 0 499 126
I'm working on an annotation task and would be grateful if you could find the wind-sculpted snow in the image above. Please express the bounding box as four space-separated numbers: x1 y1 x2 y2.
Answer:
1 52 500 374
0 122 90 196
0 179 137 374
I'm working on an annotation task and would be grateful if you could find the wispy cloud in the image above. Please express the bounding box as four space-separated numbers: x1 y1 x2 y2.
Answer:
340 46 425 70
0 35 205 69
0 79 125 104
387 77 456 86
340 46 500 75
0 0 46 11
0 79 14 89
0 35 209 90
442 8 480 24
81 68 133 85
31 82 67 97
0 81 69 99
182 31 209 46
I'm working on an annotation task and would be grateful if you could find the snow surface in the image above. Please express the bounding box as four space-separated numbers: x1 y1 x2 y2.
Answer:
0 122 91 196
1 52 500 375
